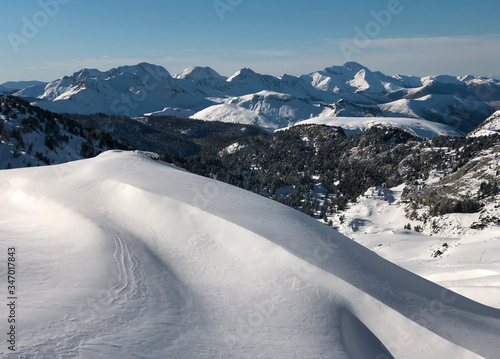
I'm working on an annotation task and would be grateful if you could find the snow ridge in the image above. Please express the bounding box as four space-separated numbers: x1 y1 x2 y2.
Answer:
1 150 499 358
468 110 500 137
292 115 461 138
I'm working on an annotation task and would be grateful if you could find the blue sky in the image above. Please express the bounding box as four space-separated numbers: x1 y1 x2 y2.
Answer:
1 0 499 82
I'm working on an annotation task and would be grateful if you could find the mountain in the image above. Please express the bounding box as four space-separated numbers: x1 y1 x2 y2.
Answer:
191 63 499 131
300 61 409 99
468 110 500 137
1 150 499 358
191 90 322 129
1 80 47 91
175 66 225 80
0 93 270 166
15 63 215 117
379 94 495 133
12 62 500 133
319 99 383 117
391 74 500 102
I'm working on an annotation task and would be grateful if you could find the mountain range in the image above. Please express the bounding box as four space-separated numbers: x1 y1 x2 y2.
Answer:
0 80 47 91
12 62 500 134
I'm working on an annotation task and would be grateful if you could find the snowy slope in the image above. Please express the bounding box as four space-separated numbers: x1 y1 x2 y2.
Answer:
224 68 331 101
1 150 499 358
300 62 409 97
14 63 214 117
191 90 322 129
0 95 117 169
319 99 383 118
173 66 229 96
379 95 495 133
293 116 461 138
174 66 227 82
329 185 500 310
469 111 500 137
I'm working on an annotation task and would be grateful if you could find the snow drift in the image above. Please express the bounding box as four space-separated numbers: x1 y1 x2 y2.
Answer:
0 151 499 358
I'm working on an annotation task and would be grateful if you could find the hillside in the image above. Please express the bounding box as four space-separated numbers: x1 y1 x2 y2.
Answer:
1 150 499 358
0 95 124 169
292 115 461 138
170 124 500 235
0 96 271 168
469 111 500 137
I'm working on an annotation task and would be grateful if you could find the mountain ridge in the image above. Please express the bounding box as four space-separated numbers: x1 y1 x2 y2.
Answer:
12 61 500 132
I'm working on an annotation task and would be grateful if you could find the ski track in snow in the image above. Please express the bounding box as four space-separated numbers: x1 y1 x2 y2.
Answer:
14 204 199 358
106 227 138 305
16 228 144 358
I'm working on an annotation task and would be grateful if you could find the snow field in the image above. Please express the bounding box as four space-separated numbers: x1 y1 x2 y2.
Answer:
0 151 498 358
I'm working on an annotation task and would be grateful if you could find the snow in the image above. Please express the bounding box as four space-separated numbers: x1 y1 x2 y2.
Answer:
1 150 499 358
174 66 226 81
302 62 407 96
191 103 264 127
379 94 495 133
191 91 321 129
468 110 500 137
14 63 213 117
329 185 500 310
291 115 461 138
218 142 247 155
421 75 463 87
143 106 196 118
11 62 500 134
0 101 95 169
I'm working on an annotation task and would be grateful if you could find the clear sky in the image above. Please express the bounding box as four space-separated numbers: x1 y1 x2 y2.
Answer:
1 0 499 82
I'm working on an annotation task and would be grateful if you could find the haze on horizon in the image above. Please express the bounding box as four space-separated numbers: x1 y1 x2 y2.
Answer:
1 0 499 83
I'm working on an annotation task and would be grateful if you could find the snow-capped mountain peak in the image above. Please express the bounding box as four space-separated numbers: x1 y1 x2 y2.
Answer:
108 62 172 79
174 66 225 81
342 61 367 72
13 62 215 116
227 67 261 82
10 61 500 133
